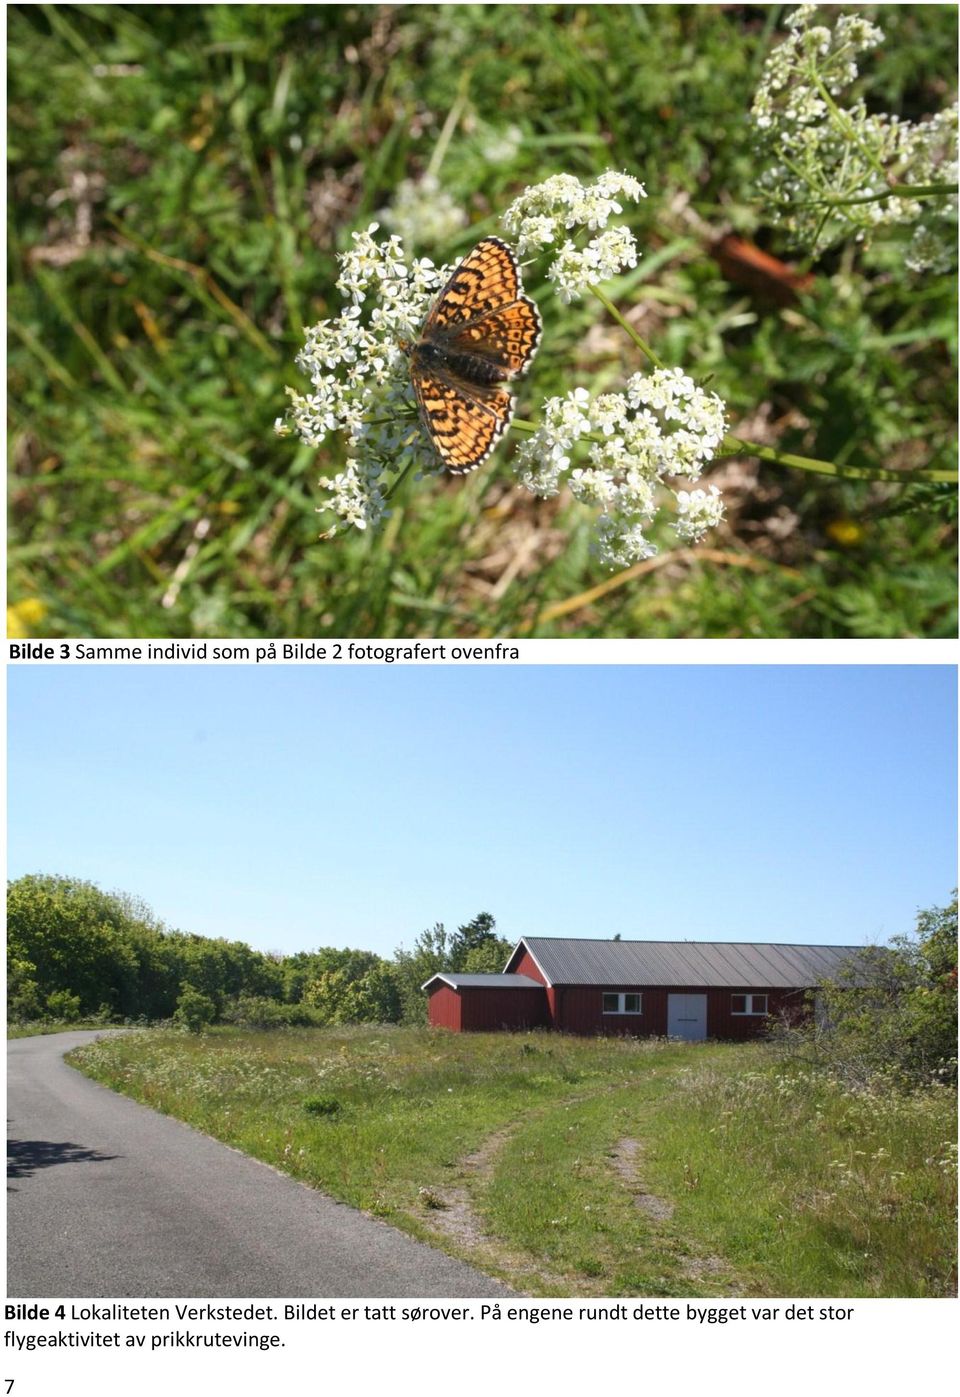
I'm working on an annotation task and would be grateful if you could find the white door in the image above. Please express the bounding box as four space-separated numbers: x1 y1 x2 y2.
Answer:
667 993 707 1040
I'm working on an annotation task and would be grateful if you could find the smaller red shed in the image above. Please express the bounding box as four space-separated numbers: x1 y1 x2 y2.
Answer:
422 973 548 1032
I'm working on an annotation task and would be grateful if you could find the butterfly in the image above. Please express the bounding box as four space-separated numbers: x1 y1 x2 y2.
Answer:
404 236 541 474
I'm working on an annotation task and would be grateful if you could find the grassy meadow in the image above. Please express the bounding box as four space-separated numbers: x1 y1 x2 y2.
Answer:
8 4 958 639
69 1025 957 1297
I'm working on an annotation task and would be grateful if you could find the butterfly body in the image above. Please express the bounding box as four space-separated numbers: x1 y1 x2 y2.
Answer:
407 236 541 474
411 338 510 387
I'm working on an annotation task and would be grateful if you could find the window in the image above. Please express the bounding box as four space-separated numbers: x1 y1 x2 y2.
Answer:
602 992 642 1014
731 993 768 1015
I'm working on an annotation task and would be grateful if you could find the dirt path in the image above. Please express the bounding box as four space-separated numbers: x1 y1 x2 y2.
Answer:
415 1097 744 1297
610 1135 740 1292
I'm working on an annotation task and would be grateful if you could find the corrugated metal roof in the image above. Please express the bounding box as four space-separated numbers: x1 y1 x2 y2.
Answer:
421 973 545 992
513 937 871 989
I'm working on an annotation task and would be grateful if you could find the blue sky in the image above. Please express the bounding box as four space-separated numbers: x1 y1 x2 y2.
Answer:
7 664 956 958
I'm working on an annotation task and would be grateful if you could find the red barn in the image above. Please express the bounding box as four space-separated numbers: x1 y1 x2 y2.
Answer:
423 936 868 1040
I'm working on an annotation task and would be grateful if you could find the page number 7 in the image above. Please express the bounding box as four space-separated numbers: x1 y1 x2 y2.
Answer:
5 1380 14 1393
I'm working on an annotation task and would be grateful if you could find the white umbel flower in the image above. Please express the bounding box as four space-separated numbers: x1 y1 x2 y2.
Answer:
516 368 727 567
502 170 646 300
380 175 469 250
280 187 728 563
283 223 447 534
675 486 726 543
751 6 957 268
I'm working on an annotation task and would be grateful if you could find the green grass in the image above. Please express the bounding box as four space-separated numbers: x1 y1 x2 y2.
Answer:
641 1063 957 1297
8 5 958 639
68 1025 957 1297
6 1018 125 1039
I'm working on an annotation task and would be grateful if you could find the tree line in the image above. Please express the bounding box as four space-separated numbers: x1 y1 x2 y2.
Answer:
7 874 512 1029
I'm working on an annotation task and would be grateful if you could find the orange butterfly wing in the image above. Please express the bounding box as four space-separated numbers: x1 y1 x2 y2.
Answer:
423 237 522 331
443 299 541 377
410 370 514 475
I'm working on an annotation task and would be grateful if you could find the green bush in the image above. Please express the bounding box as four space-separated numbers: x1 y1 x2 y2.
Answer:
44 989 82 1022
6 873 283 1022
770 893 958 1089
7 955 42 1022
222 995 328 1029
173 984 217 1034
303 1095 341 1118
221 995 288 1029
303 961 402 1026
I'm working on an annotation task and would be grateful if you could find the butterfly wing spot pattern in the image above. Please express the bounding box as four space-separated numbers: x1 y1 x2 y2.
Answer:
409 237 541 474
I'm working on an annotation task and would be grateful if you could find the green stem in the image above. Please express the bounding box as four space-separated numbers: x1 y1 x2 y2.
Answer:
720 435 957 485
789 183 959 210
383 456 417 502
426 71 471 180
589 285 666 369
809 205 832 256
511 416 602 445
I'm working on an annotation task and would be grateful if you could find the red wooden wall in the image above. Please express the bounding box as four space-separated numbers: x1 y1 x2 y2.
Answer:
426 983 548 1031
510 948 561 1023
511 949 547 984
460 986 548 1031
554 985 807 1037
427 984 462 1031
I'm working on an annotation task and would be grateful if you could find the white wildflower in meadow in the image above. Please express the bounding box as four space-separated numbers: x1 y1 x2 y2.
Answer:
502 170 645 301
479 123 524 166
514 368 726 568
380 174 468 250
751 5 958 268
281 223 446 534
675 486 726 544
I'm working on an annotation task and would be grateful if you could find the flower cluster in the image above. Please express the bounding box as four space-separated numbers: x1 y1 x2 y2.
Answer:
380 174 468 251
281 198 727 561
751 3 884 129
502 171 646 301
513 368 727 568
278 224 447 533
751 5 958 270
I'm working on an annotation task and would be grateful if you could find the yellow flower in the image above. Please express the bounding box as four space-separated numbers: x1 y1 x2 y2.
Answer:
7 598 48 638
826 519 864 547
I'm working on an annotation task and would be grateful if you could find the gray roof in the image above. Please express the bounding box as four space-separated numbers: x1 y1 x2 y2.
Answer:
508 937 870 989
421 972 545 992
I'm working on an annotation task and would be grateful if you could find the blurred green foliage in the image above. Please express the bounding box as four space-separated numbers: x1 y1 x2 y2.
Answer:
8 4 958 637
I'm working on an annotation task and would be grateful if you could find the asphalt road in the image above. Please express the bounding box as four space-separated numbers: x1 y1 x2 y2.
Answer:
7 1030 511 1298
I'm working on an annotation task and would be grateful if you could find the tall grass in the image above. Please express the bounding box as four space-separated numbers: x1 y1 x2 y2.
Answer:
70 1026 957 1297
643 1065 957 1297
